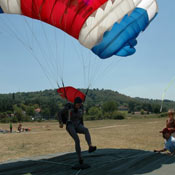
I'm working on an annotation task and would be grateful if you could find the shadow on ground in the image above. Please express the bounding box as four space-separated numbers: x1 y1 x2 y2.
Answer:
0 149 175 175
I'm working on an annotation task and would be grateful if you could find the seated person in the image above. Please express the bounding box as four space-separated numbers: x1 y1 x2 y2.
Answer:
18 123 22 132
166 109 175 137
154 128 175 155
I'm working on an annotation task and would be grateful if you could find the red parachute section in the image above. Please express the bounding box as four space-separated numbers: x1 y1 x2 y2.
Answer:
21 0 107 39
57 86 86 103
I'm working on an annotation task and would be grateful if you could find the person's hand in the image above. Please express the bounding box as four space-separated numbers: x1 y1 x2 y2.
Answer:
168 152 175 156
154 150 160 153
59 123 63 128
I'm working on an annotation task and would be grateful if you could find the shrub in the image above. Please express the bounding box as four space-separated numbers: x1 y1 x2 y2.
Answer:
111 111 125 120
158 112 167 118
0 117 11 123
11 116 18 123
88 106 102 120
84 115 97 121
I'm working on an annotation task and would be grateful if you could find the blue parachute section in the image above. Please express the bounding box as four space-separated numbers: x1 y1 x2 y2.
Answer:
91 8 150 59
0 6 3 13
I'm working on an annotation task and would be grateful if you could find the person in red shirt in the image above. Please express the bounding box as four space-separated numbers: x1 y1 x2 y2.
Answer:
166 109 175 136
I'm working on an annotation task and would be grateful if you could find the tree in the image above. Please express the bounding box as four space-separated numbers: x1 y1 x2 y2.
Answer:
102 101 118 118
128 101 135 113
111 111 125 120
88 106 102 120
152 104 161 114
41 108 50 119
13 105 24 122
140 109 144 115
26 106 35 116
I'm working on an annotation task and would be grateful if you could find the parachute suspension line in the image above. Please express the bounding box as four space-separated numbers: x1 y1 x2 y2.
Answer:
34 1 61 85
70 39 87 89
37 1 61 84
82 53 87 89
81 17 94 89
82 14 108 89
61 0 91 89
0 15 55 88
58 0 75 86
84 3 124 88
69 40 92 98
87 50 94 88
56 82 60 89
53 0 67 86
84 15 110 88
84 87 90 102
0 14 56 88
91 57 123 88
61 80 69 102
61 32 66 83
160 77 175 112
20 2 61 87
53 22 59 87
48 0 67 86
21 17 57 84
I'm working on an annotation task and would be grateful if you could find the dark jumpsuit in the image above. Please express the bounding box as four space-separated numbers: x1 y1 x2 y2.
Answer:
59 106 91 160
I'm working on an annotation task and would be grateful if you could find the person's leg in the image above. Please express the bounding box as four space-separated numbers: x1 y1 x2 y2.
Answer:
76 124 92 146
77 124 96 153
66 123 83 163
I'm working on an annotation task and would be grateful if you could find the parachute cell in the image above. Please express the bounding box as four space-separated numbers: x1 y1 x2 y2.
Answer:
0 0 158 58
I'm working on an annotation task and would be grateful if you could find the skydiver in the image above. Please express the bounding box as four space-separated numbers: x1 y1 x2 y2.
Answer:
154 128 175 155
58 97 96 164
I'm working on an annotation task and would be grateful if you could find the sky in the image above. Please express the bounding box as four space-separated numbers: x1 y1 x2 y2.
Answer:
0 0 175 101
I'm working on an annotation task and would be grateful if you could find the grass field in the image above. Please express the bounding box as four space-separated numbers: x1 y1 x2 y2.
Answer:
0 117 166 163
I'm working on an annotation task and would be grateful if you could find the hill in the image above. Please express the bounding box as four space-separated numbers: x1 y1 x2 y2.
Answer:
0 88 174 114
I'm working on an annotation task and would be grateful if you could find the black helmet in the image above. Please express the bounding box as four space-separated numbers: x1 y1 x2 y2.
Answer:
74 97 83 104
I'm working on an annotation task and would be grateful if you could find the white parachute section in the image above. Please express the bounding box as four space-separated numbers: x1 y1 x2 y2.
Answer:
0 0 21 14
79 0 158 49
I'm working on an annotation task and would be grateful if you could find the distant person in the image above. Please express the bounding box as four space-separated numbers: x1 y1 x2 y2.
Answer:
18 123 22 132
58 97 96 164
154 128 175 155
10 122 13 133
166 109 175 136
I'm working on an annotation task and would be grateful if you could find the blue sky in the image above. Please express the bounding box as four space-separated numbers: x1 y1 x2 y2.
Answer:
0 0 175 101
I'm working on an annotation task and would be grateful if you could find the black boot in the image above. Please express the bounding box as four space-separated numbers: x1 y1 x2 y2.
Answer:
79 158 84 165
88 146 97 153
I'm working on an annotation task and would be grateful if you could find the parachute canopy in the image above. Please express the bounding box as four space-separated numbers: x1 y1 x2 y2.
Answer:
0 0 158 58
57 86 86 103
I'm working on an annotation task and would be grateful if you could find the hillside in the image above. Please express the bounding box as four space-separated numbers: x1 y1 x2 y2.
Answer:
0 88 174 113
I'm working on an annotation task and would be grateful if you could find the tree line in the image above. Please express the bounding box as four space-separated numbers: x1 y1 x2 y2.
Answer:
0 88 174 123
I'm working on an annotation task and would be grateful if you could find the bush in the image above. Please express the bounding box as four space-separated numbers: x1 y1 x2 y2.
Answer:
11 116 18 123
84 115 97 121
140 109 144 115
103 112 111 119
0 117 11 123
88 106 102 120
158 112 167 118
23 115 32 122
111 111 125 120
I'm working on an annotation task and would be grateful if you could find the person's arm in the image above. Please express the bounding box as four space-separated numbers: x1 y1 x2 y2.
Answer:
166 119 169 128
168 128 175 132
154 148 167 153
58 110 64 128
80 105 84 125
169 150 175 155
